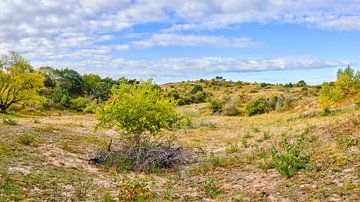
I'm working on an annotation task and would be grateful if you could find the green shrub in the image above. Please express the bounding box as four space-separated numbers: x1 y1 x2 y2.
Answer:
2 117 18 125
70 97 90 112
117 176 155 201
204 178 223 199
17 133 37 146
97 79 178 144
225 143 239 154
209 99 224 114
191 85 203 94
99 193 115 202
245 97 269 116
355 92 360 109
297 80 307 87
271 137 310 178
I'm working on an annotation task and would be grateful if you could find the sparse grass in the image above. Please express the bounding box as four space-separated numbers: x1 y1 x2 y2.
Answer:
225 143 239 154
2 117 18 125
204 178 223 199
1 81 360 201
17 133 37 146
117 176 156 201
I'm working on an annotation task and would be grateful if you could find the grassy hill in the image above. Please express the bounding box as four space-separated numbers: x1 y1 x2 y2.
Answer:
0 79 359 201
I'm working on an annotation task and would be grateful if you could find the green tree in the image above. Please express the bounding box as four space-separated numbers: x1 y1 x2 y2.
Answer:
319 82 341 113
96 79 178 144
0 52 44 112
55 68 84 97
191 85 203 94
83 74 116 101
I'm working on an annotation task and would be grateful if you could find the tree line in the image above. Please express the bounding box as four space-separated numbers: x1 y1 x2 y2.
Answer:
0 51 137 113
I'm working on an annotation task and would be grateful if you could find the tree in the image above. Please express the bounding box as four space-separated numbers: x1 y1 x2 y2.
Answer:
0 52 44 112
83 74 116 101
335 66 353 95
319 82 341 113
55 68 84 97
297 80 307 87
96 79 178 144
191 85 203 94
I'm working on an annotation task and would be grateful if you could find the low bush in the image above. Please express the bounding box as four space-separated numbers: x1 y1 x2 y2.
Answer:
225 143 239 154
17 133 37 146
271 137 310 178
204 178 223 199
191 85 203 94
222 97 241 116
209 99 224 114
117 176 155 201
245 97 269 116
2 117 18 125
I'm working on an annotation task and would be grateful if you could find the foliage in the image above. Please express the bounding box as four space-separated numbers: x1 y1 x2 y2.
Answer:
117 176 155 201
209 99 224 114
271 137 310 178
204 178 223 199
319 82 341 113
0 52 45 112
191 85 203 94
17 133 37 146
222 97 241 116
225 143 239 154
2 116 18 125
96 79 178 144
83 74 115 101
355 92 360 109
297 80 307 87
245 97 269 116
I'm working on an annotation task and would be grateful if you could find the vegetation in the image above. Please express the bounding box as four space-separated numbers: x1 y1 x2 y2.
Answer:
0 52 44 112
1 60 360 201
271 137 311 177
96 79 178 144
245 97 269 116
319 66 360 113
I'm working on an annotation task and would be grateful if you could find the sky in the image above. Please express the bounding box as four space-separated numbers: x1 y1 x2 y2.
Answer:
1 0 360 84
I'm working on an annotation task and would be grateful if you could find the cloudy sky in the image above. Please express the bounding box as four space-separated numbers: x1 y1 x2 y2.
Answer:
1 0 359 83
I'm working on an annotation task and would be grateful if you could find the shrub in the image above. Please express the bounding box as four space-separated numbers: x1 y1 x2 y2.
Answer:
17 133 37 146
271 137 310 178
319 82 341 113
191 85 203 94
117 176 155 201
70 97 90 112
223 97 241 116
297 80 307 87
209 99 224 114
97 79 179 144
245 97 269 116
225 143 239 154
204 178 223 199
354 93 360 110
2 117 18 125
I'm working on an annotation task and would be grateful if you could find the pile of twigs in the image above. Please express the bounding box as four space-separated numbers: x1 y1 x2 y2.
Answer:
89 139 193 171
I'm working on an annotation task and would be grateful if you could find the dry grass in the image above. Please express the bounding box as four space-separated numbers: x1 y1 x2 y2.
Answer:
1 81 359 201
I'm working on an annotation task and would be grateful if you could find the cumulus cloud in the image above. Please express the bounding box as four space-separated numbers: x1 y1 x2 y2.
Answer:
31 56 349 82
132 33 262 48
0 0 358 81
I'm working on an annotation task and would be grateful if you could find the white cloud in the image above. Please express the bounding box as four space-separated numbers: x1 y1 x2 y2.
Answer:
31 56 350 81
0 0 359 81
132 33 262 48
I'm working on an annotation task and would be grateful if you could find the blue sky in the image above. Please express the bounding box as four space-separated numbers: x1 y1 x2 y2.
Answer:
1 0 359 84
